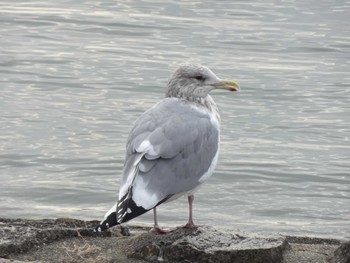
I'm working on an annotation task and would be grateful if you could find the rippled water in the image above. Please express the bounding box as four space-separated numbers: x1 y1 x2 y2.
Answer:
1 0 349 238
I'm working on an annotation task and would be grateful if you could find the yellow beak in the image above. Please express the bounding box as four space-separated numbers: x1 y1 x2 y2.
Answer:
212 80 240 92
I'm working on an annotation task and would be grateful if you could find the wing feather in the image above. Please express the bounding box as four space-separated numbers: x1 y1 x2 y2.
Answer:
117 97 220 222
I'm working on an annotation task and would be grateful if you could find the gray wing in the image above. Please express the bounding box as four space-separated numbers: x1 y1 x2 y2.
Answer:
117 97 219 223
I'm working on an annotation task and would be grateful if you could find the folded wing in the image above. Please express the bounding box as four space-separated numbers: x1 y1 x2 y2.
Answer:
113 98 220 227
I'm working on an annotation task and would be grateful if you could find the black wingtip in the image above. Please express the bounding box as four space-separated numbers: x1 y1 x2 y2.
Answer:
94 211 118 232
95 196 161 232
120 199 149 223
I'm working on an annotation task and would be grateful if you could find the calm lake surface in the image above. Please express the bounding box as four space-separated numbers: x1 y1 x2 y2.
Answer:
0 0 349 238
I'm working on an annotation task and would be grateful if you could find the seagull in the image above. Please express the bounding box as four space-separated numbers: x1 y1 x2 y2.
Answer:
94 63 239 233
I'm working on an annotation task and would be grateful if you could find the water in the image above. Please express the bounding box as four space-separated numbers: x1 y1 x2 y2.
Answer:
0 0 349 238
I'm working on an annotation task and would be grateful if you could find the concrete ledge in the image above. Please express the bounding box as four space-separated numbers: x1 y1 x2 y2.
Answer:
0 218 348 263
126 227 288 263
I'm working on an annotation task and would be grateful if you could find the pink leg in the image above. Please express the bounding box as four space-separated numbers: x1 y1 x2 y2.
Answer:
149 207 173 234
184 195 202 228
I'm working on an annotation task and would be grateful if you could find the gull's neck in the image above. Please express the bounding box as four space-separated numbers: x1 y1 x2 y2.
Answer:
165 92 221 122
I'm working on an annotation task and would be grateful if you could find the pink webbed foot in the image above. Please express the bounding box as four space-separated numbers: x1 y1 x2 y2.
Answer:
182 220 204 229
182 195 204 229
151 207 175 234
149 226 175 234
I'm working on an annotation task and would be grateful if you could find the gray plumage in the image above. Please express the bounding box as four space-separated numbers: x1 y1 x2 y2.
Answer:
95 63 239 232
122 98 219 206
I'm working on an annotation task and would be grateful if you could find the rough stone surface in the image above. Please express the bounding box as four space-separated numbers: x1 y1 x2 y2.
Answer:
126 227 288 263
331 241 350 263
0 218 111 257
0 218 348 263
0 260 41 263
282 236 341 263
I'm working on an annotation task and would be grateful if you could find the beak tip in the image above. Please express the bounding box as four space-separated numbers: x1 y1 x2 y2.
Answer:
213 80 240 92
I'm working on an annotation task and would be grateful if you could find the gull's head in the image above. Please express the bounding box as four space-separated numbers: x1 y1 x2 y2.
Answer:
166 63 239 98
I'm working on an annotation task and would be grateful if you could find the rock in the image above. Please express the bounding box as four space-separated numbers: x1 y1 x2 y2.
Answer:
126 226 288 263
1 218 348 263
0 259 41 263
283 236 342 263
0 218 114 258
332 241 350 263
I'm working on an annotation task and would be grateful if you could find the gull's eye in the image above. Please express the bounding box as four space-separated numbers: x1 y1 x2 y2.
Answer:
195 75 205 81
